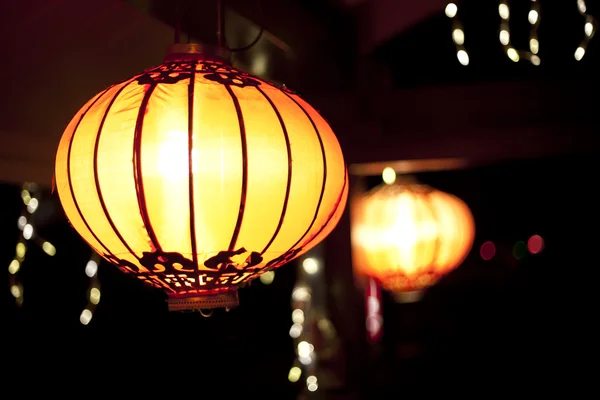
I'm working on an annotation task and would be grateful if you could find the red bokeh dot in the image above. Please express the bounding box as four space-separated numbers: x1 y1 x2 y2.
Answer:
480 241 496 261
527 234 544 254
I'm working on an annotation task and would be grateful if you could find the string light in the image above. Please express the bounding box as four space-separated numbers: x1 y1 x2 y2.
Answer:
382 167 396 185
445 3 470 66
498 0 541 65
288 283 315 391
259 270 275 285
8 183 56 307
288 251 323 394
80 252 102 325
575 0 596 61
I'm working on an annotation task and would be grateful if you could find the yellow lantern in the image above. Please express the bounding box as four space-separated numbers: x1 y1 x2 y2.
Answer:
351 176 474 296
55 44 348 311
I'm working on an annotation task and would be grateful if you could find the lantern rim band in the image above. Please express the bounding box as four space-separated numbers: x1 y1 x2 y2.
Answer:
164 43 231 63
167 290 239 311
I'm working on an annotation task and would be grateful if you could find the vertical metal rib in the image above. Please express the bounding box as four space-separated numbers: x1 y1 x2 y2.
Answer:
256 86 292 256
223 84 248 252
66 87 115 258
93 81 141 259
278 91 327 252
133 84 163 253
187 61 199 265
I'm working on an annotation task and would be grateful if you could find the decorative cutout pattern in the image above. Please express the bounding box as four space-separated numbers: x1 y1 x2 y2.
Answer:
135 60 262 88
106 246 296 294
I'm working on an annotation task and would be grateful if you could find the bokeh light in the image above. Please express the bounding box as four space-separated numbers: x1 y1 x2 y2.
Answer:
513 241 528 260
480 241 496 261
382 167 396 185
527 234 544 254
259 270 275 285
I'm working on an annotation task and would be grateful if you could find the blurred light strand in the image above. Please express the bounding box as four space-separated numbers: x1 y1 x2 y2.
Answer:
80 252 102 326
499 0 541 65
288 253 319 393
8 183 56 307
445 3 470 66
575 0 596 61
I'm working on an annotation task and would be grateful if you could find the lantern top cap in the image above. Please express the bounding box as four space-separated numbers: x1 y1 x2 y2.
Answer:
164 43 232 63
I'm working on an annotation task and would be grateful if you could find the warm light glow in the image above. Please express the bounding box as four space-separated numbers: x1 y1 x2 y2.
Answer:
297 341 314 358
530 38 539 54
292 308 305 324
302 257 319 275
499 30 510 45
288 367 302 382
457 50 469 66
85 260 98 277
16 243 26 259
42 241 56 256
27 197 39 213
80 309 93 325
292 287 311 302
8 260 20 275
10 284 22 298
289 323 303 338
452 29 465 45
445 3 458 18
528 10 538 25
527 234 544 254
499 3 509 19
259 270 275 285
157 130 198 177
55 51 347 309
382 167 396 185
23 224 33 240
507 48 519 62
585 22 594 37
351 181 475 293
90 287 101 304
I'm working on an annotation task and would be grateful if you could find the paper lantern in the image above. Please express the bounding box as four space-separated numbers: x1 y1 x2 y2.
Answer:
55 44 348 311
351 178 474 295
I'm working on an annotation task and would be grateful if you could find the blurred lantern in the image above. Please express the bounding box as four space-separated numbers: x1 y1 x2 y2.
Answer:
55 43 348 311
350 176 474 300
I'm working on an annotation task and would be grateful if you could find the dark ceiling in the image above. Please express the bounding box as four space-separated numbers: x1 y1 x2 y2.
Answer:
0 0 597 185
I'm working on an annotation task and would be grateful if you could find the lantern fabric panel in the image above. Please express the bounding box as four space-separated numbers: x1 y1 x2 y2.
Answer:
55 55 347 304
191 79 244 260
139 79 194 257
427 190 474 274
55 89 116 259
227 84 290 258
97 80 158 260
351 183 474 293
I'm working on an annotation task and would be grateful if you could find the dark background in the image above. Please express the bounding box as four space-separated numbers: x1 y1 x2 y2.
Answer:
1 0 598 398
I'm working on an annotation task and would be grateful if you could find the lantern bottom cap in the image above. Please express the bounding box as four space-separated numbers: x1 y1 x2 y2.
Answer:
167 290 239 312
393 290 424 304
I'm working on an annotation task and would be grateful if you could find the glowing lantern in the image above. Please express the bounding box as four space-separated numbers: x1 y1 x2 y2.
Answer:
351 177 474 296
55 44 348 311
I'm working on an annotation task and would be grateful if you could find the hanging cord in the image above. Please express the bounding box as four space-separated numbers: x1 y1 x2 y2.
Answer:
228 27 264 52
217 0 264 52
